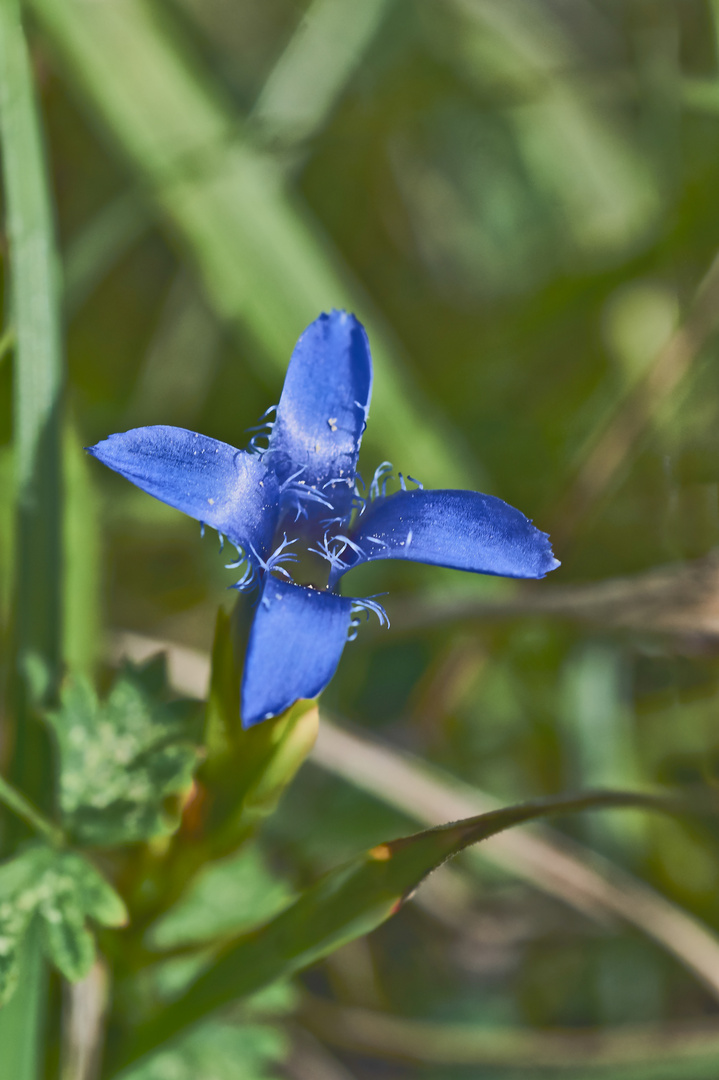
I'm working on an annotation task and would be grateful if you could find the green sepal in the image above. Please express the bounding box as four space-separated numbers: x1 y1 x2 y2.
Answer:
203 607 318 838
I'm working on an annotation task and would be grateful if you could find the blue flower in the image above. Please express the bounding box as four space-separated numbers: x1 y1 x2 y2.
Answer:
88 310 559 727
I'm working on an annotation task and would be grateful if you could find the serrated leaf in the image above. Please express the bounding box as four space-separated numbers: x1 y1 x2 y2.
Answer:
66 852 128 928
116 788 674 1073
46 662 201 845
0 845 127 1002
39 894 95 982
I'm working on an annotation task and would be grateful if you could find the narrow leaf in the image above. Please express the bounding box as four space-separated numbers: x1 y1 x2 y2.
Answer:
147 843 293 950
114 788 675 1073
120 1018 289 1080
0 0 64 705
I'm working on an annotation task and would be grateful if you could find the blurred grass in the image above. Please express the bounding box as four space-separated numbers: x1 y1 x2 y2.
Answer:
31 0 471 489
4 0 719 1075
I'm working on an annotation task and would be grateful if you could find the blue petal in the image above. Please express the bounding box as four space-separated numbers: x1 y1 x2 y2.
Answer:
330 489 560 585
267 310 372 522
87 426 280 556
241 578 352 728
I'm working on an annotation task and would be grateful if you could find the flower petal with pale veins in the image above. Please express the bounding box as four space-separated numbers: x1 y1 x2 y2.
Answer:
87 426 280 557
330 489 560 586
241 578 352 728
267 310 372 523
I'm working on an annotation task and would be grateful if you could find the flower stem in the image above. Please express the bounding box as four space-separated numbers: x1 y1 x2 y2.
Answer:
0 324 15 365
0 772 64 847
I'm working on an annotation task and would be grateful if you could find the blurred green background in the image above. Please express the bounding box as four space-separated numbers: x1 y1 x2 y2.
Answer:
6 0 719 1076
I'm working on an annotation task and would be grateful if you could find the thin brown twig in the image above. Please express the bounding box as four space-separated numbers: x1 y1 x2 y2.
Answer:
298 993 719 1069
60 959 109 1080
389 550 719 644
108 629 719 1004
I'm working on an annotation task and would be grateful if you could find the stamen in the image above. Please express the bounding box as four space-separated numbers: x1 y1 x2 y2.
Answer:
251 406 274 425
322 476 353 490
224 542 247 570
365 464 424 502
349 595 390 631
280 468 335 513
332 534 365 558
319 515 345 529
249 534 300 581
353 398 370 435
309 532 350 573
247 433 271 455
280 466 307 490
370 461 393 501
230 561 256 592
245 407 278 455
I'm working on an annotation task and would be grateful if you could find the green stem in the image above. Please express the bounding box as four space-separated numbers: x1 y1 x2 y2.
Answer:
0 324 15 364
0 772 63 846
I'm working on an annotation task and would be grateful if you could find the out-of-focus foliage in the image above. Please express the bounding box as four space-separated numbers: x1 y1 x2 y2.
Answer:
0 845 126 1002
122 1017 289 1080
3 0 719 1077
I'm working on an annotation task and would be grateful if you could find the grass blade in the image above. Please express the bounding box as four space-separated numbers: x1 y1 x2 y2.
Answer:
250 0 393 147
0 0 65 1070
0 0 64 705
0 920 46 1080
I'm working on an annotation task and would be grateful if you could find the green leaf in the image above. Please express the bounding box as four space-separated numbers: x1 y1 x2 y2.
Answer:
68 851 129 928
113 788 674 1074
121 1018 288 1080
1 0 64 712
147 843 294 951
46 661 201 845
39 894 94 983
0 845 126 1002
0 921 46 1080
250 0 392 147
